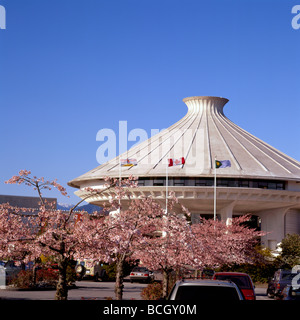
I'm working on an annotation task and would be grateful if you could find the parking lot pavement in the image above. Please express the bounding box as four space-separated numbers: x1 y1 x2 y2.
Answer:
0 281 272 300
0 281 148 300
70 281 148 300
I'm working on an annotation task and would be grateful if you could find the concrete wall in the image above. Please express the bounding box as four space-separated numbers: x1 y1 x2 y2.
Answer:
286 181 300 192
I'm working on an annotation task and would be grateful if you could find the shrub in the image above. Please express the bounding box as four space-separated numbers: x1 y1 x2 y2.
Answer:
10 268 59 289
102 260 138 281
217 262 278 284
36 269 58 287
102 263 116 281
279 234 300 268
10 270 33 289
141 282 163 300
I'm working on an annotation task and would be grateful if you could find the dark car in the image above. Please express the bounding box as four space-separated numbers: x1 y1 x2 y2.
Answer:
212 272 255 300
278 285 300 300
168 279 244 300
267 269 295 298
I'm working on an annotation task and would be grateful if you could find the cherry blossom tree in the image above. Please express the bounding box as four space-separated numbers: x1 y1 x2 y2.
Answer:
97 194 166 300
0 202 36 263
191 215 265 269
134 209 195 298
0 170 114 300
138 212 265 299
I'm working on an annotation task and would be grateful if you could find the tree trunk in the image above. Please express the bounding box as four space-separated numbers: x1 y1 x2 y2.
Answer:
162 269 170 299
55 259 68 300
115 258 125 300
32 264 37 286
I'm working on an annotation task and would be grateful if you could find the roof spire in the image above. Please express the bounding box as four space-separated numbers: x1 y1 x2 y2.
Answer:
182 96 229 115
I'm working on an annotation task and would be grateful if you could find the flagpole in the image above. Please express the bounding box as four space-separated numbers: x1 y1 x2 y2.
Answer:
166 160 168 215
214 155 217 221
119 158 121 209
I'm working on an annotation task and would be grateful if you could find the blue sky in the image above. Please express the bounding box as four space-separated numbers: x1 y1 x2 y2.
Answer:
0 0 299 204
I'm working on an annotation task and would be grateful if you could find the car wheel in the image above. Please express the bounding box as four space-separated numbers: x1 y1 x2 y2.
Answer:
76 265 86 280
267 290 274 298
76 265 83 273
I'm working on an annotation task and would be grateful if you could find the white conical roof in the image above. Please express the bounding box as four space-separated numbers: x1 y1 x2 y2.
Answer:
69 96 300 188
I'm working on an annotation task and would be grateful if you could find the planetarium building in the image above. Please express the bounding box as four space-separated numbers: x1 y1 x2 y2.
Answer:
69 96 300 251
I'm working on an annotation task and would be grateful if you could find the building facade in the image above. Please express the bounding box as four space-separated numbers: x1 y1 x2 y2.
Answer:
0 195 57 212
68 96 300 251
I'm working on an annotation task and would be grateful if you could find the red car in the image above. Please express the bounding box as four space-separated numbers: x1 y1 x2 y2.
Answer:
212 272 256 300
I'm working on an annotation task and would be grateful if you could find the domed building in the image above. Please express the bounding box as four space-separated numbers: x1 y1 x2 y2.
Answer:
68 96 300 251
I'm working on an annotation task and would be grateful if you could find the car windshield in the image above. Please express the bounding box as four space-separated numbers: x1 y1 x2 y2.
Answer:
214 275 251 289
281 273 294 281
4 261 16 268
175 285 240 300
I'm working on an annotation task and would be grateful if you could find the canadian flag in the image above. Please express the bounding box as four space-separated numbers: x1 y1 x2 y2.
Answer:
168 157 185 167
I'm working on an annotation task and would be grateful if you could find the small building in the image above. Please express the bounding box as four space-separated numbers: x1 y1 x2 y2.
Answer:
0 194 57 213
68 96 300 251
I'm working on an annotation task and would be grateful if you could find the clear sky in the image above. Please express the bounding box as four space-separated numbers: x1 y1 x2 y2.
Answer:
0 0 299 204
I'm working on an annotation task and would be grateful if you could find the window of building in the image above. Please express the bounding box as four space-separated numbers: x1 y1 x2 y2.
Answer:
138 180 145 186
239 180 249 188
174 178 185 186
137 177 285 190
153 179 164 186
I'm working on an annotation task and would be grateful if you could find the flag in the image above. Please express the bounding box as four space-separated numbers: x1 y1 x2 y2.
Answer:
215 160 231 169
168 157 185 167
120 158 137 167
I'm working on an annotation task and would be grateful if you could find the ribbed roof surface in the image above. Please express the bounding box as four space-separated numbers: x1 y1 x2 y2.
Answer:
69 96 300 188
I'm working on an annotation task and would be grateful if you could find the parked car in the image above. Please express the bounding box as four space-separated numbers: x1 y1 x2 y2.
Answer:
168 279 244 300
129 267 153 283
267 269 295 298
44 263 59 273
212 272 255 300
2 261 22 283
76 260 107 281
277 284 300 300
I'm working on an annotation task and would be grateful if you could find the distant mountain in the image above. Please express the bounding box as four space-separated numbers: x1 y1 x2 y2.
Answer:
57 203 73 210
57 202 102 213
76 203 103 213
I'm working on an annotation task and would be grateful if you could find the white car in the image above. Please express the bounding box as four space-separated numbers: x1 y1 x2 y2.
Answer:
129 267 153 283
3 261 22 283
168 279 244 300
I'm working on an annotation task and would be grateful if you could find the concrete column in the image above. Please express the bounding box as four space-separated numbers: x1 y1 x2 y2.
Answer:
259 207 289 250
220 202 235 226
